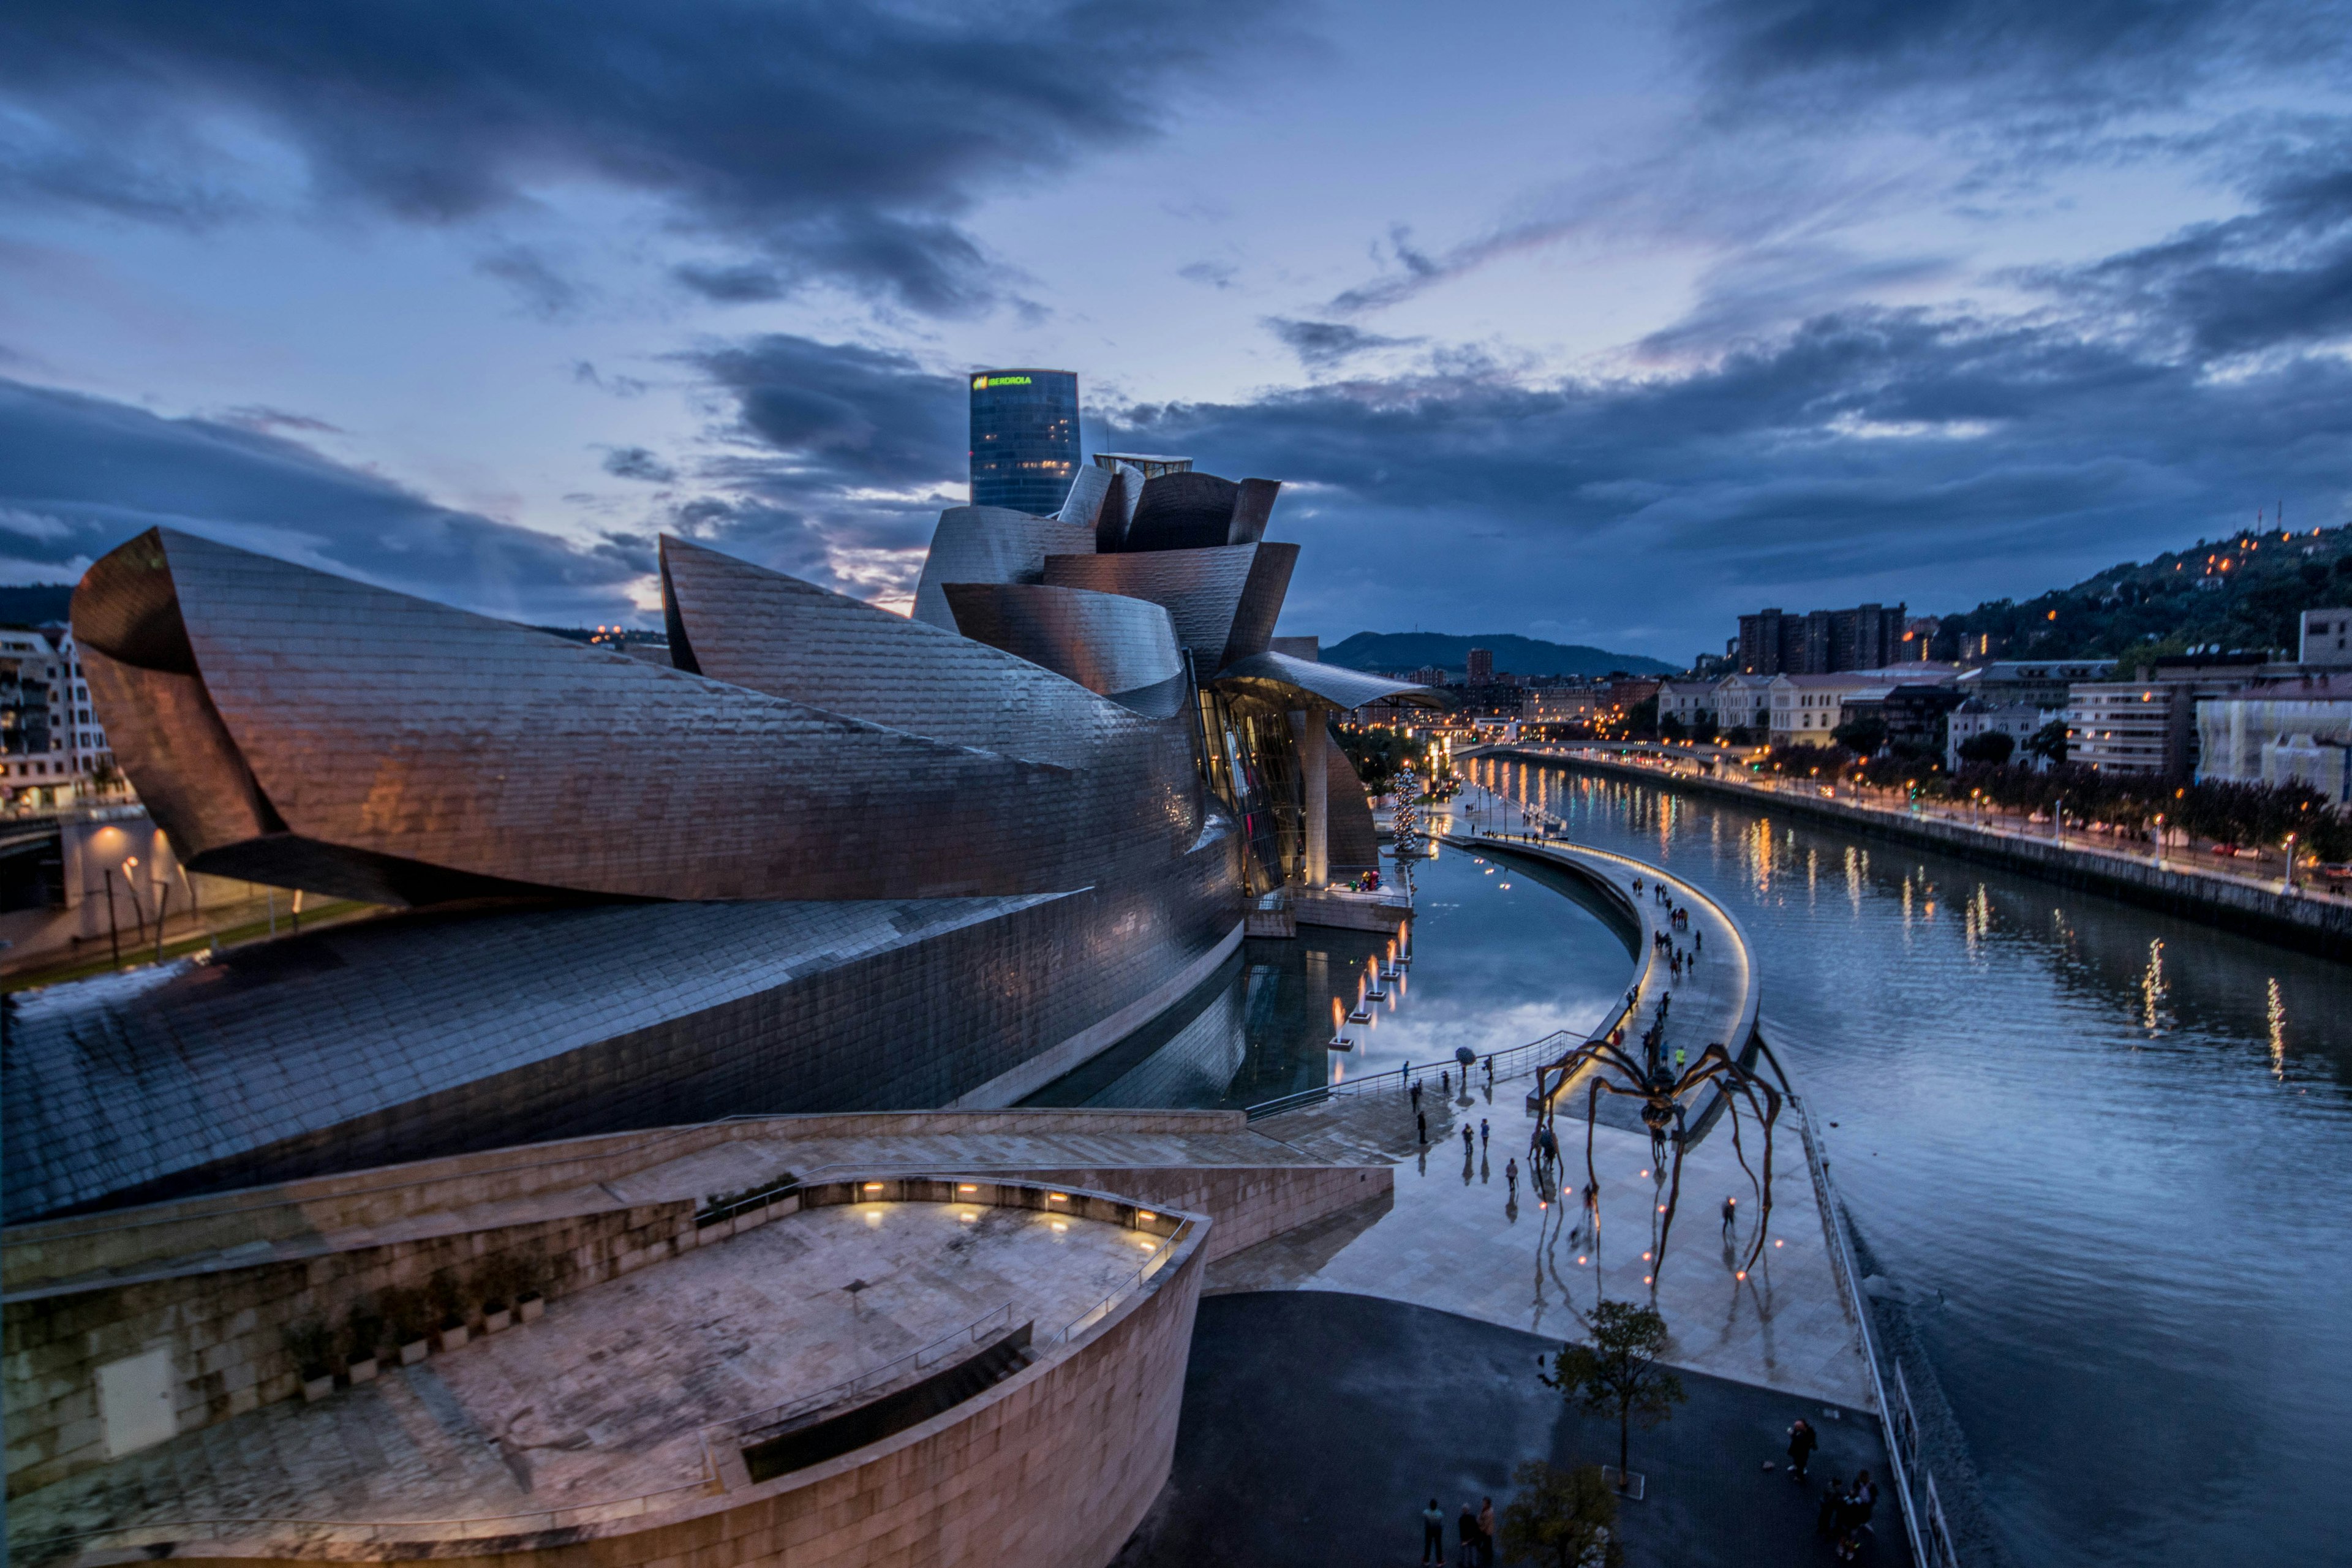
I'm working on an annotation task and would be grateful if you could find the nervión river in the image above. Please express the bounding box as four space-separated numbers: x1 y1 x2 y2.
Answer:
1472 756 2352 1568
1035 756 2352 1566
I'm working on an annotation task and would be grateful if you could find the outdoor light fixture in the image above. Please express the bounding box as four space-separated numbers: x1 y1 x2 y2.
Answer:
959 1183 978 1192
1137 1210 1155 1222
863 1182 883 1191
1047 1193 1066 1202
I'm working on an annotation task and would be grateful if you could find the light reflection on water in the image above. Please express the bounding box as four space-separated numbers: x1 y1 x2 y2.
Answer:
1023 835 1627 1110
1481 758 2352 1568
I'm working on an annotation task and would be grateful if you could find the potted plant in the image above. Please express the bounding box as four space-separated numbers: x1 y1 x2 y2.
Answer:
285 1319 336 1402
345 1302 385 1384
379 1286 431 1366
428 1272 468 1351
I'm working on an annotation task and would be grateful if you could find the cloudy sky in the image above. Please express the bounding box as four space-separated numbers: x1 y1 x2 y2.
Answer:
2 0 2348 659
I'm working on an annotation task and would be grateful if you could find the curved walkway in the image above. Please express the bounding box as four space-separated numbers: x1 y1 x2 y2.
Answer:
1225 792 1871 1408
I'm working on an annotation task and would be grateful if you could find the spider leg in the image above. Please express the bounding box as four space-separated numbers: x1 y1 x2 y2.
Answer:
1653 1104 1689 1292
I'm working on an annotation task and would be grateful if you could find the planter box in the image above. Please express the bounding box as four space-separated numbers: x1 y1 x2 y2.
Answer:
517 1294 545 1324
302 1371 336 1404
483 1307 513 1335
347 1356 379 1385
399 1338 429 1366
437 1320 470 1352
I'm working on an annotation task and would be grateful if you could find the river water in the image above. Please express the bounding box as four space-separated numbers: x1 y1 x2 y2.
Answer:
1035 759 2352 1566
1472 756 2352 1568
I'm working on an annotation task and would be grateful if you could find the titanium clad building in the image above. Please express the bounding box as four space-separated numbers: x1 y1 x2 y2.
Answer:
9 404 1442 1224
970 368 1079 513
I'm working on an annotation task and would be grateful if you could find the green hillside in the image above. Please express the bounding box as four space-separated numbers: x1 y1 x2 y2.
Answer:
1321 631 1676 677
1935 521 2352 663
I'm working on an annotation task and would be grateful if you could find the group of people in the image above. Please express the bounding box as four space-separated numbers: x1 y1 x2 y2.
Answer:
1419 1496 1496 1567
1786 1419 1880 1560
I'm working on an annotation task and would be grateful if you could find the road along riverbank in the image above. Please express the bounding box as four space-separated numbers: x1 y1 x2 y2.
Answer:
1473 745 2352 962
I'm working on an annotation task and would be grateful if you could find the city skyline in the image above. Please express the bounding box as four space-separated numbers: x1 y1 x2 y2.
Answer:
0 1 2346 660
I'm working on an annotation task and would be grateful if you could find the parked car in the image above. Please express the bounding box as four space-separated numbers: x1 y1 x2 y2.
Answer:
2211 843 2244 858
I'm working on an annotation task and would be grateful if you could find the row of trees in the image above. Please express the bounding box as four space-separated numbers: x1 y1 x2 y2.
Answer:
1750 745 2352 861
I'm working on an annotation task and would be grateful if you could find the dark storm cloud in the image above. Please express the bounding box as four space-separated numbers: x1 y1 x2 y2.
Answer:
0 0 1286 316
1100 301 2352 652
666 333 968 595
1264 317 1425 370
1688 0 2342 105
600 446 677 484
2052 119 2352 356
0 377 649 622
475 244 589 320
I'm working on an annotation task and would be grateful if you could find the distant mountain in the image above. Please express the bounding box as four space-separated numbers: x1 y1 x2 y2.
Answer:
1320 631 1678 678
0 584 73 627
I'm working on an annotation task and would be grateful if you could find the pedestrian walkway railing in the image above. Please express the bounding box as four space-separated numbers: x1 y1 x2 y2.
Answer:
1752 1036 1939 1568
1243 1028 1580 1121
725 1300 1017 1445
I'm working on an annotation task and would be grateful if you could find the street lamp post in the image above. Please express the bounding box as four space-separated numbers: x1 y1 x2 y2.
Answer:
2284 832 2298 895
2154 812 2165 869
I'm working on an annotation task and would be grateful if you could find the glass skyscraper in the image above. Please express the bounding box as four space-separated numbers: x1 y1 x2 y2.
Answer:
970 368 1079 513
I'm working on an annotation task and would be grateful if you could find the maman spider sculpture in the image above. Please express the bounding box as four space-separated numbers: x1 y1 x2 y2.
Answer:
1531 1033 1782 1289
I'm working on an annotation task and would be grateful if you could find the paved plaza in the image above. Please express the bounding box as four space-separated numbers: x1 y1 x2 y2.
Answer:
1223 817 1873 1409
1120 1291 1902 1568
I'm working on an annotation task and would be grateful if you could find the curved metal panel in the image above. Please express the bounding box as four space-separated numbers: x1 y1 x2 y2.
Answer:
939 582 1186 717
910 506 1093 630
661 535 1156 767
1092 461 1146 552
1042 542 1298 671
77 529 1195 906
1210 650 1450 711
1229 478 1280 545
1057 462 1112 529
1125 471 1240 552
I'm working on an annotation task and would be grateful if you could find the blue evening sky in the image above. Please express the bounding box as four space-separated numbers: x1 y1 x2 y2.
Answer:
2 0 2347 660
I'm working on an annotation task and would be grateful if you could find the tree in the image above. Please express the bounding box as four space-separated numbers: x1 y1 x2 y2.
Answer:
1956 731 2015 766
1830 714 1887 756
2022 718 2070 765
1501 1459 1620 1568
1541 1298 1686 1487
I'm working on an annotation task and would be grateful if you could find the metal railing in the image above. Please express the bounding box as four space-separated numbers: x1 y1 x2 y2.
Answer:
1044 1219 1190 1344
725 1300 1017 1444
1751 1036 1931 1568
1245 1028 1583 1120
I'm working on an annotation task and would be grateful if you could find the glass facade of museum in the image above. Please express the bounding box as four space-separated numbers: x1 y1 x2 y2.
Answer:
970 369 1079 513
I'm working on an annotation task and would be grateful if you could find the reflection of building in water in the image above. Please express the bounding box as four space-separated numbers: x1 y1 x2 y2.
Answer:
1026 930 1392 1110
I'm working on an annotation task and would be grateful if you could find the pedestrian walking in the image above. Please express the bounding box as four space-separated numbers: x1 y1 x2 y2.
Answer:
1417 1111 1428 1145
1505 1158 1518 1198
1421 1498 1446 1564
1837 1469 1878 1561
1675 1046 1686 1071
1479 1118 1490 1149
1477 1497 1496 1567
1456 1501 1478 1567
1785 1417 1816 1480
1722 1195 1738 1237
1412 1079 1423 1112
1695 928 1703 953
1462 1123 1474 1155
1814 1476 1845 1537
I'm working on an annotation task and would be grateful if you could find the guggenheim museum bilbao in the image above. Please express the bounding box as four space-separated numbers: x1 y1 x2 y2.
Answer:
4 451 1437 1224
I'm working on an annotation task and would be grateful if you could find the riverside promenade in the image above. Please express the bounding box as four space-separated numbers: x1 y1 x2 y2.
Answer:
1477 743 2352 960
1221 804 1874 1412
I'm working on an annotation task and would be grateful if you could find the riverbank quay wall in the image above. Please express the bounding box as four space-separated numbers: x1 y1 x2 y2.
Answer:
1479 747 2352 962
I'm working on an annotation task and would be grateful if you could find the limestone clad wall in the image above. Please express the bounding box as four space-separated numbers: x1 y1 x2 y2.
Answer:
102 1204 1210 1568
6 1200 702 1498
